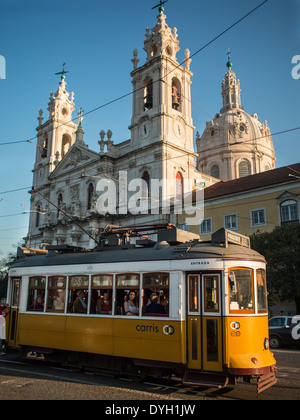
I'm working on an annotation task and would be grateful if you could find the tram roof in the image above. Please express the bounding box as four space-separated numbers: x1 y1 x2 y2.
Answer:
10 241 265 269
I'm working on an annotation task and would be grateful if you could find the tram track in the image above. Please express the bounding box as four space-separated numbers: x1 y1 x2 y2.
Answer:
0 356 273 400
0 354 299 400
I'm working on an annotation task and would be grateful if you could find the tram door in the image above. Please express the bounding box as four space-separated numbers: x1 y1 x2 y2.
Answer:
7 278 21 348
187 274 223 372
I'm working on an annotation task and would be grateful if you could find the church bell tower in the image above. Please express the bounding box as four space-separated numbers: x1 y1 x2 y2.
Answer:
33 67 77 188
128 7 197 197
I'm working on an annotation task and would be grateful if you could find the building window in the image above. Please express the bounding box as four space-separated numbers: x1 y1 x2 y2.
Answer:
200 218 212 235
265 164 271 172
225 214 238 230
239 160 251 178
251 209 266 227
175 172 183 202
41 136 48 159
178 224 189 232
87 183 94 211
171 78 181 111
144 78 153 111
211 165 220 179
36 205 41 227
141 171 150 199
61 134 71 157
280 200 299 224
57 193 63 218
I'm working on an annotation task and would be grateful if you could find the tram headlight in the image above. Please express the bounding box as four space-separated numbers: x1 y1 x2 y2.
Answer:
264 338 270 350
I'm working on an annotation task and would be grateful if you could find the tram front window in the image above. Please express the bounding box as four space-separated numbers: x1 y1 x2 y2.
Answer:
228 269 254 313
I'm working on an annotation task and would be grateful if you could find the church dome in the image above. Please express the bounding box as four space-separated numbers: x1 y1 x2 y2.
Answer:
196 62 276 181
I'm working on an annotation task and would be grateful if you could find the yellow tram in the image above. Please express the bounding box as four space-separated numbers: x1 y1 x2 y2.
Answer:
5 226 277 393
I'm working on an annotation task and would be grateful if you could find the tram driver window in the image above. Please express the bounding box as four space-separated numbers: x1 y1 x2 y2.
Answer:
115 274 140 316
142 273 169 317
228 269 254 313
257 269 268 313
27 277 46 312
68 276 89 314
203 275 219 313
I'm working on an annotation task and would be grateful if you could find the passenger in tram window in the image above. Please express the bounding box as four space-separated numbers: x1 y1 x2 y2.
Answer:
73 290 87 314
97 290 112 315
161 293 169 315
90 290 99 314
146 293 165 315
124 291 139 316
33 295 44 311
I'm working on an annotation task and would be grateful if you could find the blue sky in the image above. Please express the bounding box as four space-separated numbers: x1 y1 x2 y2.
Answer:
0 0 299 257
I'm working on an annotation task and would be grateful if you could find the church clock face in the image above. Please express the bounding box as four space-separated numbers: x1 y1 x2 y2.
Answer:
173 116 186 139
139 118 152 139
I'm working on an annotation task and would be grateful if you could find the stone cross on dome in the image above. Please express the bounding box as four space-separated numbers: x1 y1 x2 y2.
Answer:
55 63 69 81
152 0 168 13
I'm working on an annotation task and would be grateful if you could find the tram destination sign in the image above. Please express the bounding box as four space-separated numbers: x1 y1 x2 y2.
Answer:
212 228 251 249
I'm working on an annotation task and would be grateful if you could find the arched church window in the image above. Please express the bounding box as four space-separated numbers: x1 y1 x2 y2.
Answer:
57 194 63 218
36 205 41 227
151 45 157 57
144 78 153 111
141 171 150 199
211 165 220 179
61 134 71 157
172 78 181 111
239 160 251 178
87 183 94 211
41 136 48 159
175 172 183 202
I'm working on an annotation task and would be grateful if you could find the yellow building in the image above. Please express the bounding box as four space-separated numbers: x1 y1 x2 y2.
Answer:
178 163 300 239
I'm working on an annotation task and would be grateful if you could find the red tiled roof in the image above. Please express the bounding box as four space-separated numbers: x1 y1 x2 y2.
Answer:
204 163 300 200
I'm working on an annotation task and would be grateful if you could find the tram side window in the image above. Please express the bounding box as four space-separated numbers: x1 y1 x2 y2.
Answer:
257 269 267 313
228 269 254 313
92 275 113 315
68 276 89 314
27 277 46 312
47 277 66 313
115 274 140 316
142 273 169 317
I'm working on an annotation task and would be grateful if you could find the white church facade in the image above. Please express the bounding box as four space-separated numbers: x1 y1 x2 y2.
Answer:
26 9 275 250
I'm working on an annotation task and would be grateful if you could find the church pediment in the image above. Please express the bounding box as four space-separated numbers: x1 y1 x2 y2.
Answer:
49 144 99 179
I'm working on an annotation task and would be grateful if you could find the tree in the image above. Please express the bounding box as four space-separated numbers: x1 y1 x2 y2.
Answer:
250 224 300 314
0 251 18 300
